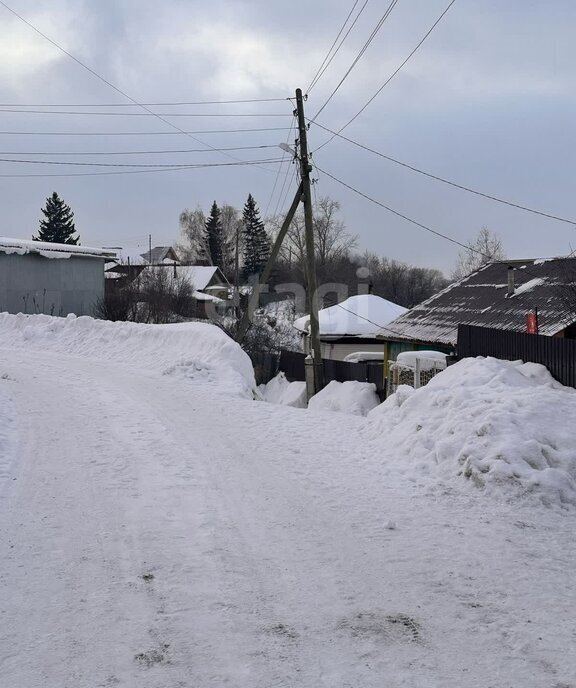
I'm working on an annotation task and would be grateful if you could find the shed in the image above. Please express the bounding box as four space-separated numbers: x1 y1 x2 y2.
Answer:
0 237 116 317
293 293 407 361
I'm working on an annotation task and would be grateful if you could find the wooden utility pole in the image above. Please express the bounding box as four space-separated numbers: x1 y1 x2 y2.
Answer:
295 88 323 393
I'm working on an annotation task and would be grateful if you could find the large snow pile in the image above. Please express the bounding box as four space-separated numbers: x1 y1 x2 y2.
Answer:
309 380 380 416
293 294 407 336
369 357 576 506
0 313 255 398
258 372 307 408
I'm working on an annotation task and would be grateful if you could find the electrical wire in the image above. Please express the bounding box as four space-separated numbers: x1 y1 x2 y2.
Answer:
0 0 288 171
0 158 284 178
315 164 559 289
311 122 576 226
0 98 291 107
311 0 400 122
314 0 457 150
307 0 366 94
0 144 278 156
0 127 293 136
0 156 284 169
263 116 297 218
0 108 290 117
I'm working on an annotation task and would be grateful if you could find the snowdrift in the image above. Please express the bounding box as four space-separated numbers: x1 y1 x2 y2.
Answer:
258 372 307 408
0 313 255 398
369 357 576 506
0 377 16 492
309 380 380 416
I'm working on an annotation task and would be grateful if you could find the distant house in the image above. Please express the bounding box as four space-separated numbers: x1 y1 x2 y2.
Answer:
105 249 231 320
293 293 407 361
377 258 576 355
0 236 116 317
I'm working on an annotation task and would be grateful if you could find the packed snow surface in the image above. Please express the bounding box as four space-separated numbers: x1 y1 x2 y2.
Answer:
1 314 575 687
309 379 380 416
369 356 576 505
293 294 407 335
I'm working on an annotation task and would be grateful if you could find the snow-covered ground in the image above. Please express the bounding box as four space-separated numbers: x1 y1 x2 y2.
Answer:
1 313 575 687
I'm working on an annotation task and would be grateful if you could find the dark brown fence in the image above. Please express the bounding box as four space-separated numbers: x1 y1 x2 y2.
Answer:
457 324 576 388
278 350 386 400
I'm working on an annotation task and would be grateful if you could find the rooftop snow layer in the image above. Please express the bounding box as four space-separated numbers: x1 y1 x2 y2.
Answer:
294 294 407 337
0 237 116 260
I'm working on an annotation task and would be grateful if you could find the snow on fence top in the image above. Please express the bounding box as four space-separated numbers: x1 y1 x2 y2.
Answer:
0 237 117 260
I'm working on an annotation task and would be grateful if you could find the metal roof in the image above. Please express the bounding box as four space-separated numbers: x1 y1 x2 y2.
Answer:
0 237 116 260
377 258 576 345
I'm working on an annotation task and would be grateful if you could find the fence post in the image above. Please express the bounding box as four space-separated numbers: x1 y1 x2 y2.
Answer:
414 358 421 389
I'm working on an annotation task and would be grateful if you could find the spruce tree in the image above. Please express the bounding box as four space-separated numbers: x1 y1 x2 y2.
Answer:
204 201 224 268
242 194 270 280
34 192 80 244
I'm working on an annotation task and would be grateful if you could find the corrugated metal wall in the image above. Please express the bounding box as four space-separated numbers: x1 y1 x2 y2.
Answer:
457 324 576 388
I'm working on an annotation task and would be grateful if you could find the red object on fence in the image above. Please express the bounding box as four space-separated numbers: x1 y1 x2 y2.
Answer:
526 311 538 334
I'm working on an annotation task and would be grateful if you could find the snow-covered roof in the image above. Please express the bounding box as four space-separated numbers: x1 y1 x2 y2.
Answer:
293 294 408 337
113 245 179 265
176 266 226 290
0 237 116 260
377 257 576 345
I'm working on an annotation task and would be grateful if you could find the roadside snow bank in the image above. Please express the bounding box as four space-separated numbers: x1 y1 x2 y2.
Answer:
258 372 307 408
0 313 255 398
369 357 576 506
309 380 380 416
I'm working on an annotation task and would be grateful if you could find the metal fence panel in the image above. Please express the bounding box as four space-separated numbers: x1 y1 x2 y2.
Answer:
457 324 576 388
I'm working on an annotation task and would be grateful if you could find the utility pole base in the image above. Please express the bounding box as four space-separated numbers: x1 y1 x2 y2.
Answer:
305 356 324 402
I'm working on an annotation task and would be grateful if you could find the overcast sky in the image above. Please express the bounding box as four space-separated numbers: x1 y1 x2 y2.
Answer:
1 0 575 274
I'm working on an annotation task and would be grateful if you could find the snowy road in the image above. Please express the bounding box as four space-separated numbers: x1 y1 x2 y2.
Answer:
1 346 575 687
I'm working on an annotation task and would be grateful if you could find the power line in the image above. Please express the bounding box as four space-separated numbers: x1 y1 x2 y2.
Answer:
263 116 297 217
307 0 366 94
316 164 494 257
0 98 291 107
0 127 293 136
316 164 567 290
0 156 284 169
0 0 286 171
314 0 457 150
0 158 284 178
311 122 576 225
311 0 400 122
0 144 278 156
0 108 290 117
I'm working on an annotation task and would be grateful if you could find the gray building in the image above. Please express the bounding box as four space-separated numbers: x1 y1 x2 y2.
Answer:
0 237 116 317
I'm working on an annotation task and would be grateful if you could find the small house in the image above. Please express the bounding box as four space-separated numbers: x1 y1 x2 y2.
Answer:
0 236 116 317
293 293 407 361
377 258 576 353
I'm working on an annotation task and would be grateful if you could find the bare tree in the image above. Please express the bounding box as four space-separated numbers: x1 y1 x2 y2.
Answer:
177 207 208 264
452 227 506 281
267 196 357 277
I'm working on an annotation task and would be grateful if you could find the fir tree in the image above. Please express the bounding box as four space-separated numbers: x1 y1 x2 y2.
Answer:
204 201 224 268
242 194 270 280
34 192 80 244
